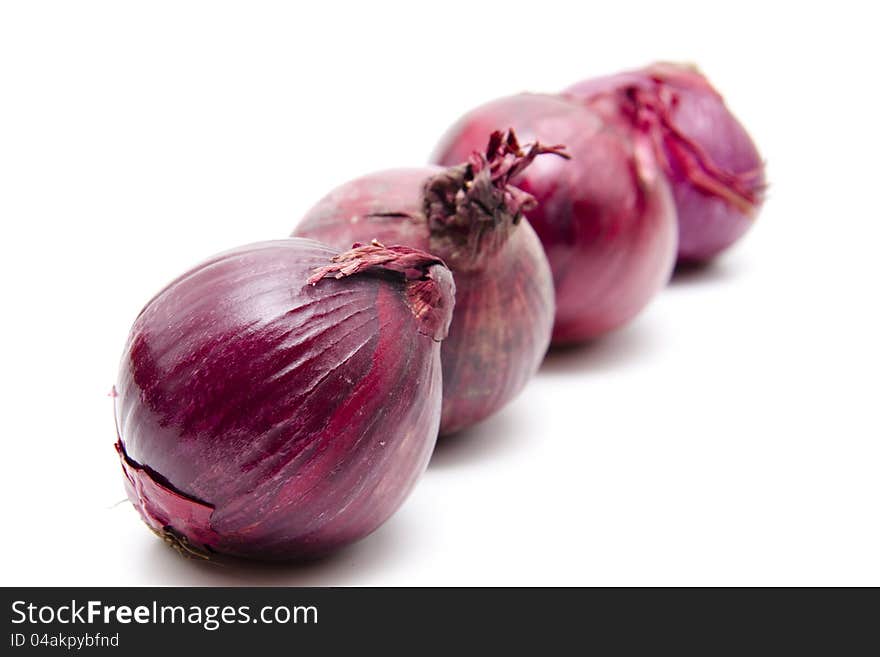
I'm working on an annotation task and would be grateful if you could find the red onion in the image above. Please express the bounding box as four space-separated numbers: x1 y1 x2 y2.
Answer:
294 131 561 435
565 63 766 263
114 238 454 560
432 95 677 344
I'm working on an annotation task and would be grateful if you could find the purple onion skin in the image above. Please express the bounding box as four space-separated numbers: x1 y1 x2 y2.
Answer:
432 95 677 344
294 135 557 435
565 63 766 263
114 238 454 560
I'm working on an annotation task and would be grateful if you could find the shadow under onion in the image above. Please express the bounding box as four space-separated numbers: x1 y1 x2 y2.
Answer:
669 257 740 287
428 405 529 471
539 323 658 377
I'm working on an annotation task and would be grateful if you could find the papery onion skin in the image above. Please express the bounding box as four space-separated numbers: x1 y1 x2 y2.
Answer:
565 63 766 263
114 238 454 560
294 131 560 435
431 95 677 344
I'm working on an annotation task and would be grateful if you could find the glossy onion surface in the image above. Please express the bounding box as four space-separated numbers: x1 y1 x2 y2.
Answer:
294 132 557 434
432 95 677 344
566 63 766 262
114 238 454 560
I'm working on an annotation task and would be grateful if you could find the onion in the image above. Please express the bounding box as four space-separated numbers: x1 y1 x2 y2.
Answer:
565 62 766 263
432 95 677 344
294 131 562 435
114 238 454 560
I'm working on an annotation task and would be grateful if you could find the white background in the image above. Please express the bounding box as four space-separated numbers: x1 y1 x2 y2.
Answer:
2 1 878 586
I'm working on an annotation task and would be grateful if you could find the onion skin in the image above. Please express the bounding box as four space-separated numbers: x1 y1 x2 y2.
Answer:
432 95 677 344
565 63 766 263
294 132 559 435
114 238 454 560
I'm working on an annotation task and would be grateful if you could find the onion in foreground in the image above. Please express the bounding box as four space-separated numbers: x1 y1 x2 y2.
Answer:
294 130 561 434
114 238 454 560
432 95 677 344
565 62 766 263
